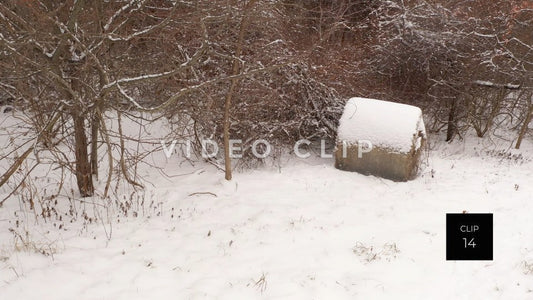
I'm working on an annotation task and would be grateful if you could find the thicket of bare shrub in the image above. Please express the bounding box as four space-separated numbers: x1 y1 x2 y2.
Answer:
0 0 531 201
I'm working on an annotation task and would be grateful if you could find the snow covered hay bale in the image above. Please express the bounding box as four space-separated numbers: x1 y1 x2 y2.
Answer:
334 97 426 181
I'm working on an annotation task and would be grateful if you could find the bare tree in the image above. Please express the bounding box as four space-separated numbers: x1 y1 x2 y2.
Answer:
0 1 210 197
352 0 532 142
0 0 341 199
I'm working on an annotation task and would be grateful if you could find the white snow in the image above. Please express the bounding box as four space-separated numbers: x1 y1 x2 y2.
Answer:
1 113 533 299
103 0 139 32
473 80 521 90
104 71 177 90
337 97 426 153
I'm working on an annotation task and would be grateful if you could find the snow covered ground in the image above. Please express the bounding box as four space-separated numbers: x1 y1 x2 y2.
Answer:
1 121 533 299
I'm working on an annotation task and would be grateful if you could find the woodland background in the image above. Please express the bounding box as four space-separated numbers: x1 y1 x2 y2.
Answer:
0 0 531 198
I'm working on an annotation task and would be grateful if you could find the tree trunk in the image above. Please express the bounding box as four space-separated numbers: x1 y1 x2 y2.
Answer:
90 112 99 179
72 111 94 197
223 0 257 181
515 98 533 149
446 97 458 142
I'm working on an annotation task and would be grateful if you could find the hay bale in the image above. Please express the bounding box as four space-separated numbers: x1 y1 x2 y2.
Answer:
335 97 426 181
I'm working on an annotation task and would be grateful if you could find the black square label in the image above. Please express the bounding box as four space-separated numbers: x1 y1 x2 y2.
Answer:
446 213 493 260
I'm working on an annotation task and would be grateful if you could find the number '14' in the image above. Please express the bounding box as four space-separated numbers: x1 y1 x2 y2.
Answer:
463 238 476 248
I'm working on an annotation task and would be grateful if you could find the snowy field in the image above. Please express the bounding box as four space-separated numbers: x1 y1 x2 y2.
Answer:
1 116 533 299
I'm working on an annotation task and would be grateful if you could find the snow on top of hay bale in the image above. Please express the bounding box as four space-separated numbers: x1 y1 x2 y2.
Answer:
337 97 426 153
